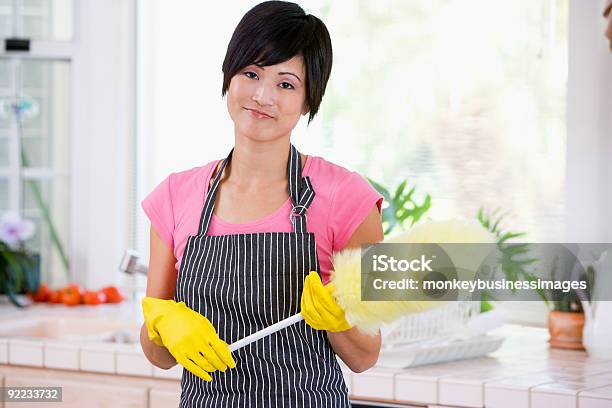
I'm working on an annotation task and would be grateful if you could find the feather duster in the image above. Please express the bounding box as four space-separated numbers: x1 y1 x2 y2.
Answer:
329 218 497 335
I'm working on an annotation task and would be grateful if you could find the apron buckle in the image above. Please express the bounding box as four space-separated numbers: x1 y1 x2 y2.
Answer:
289 204 308 222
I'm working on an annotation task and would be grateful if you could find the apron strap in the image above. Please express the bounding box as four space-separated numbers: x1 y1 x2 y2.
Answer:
196 149 232 236
197 144 315 235
290 175 315 233
287 144 315 234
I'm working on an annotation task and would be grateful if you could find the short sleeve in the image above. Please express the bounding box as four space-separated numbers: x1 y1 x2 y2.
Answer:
329 172 384 251
141 174 175 249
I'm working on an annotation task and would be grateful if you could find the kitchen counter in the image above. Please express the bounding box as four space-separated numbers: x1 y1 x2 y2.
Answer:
1 299 611 408
349 325 612 408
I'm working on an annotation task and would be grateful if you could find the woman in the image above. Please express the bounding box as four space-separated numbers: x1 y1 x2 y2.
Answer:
140 1 384 406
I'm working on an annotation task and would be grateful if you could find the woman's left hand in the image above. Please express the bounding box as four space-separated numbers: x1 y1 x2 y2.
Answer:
300 271 352 332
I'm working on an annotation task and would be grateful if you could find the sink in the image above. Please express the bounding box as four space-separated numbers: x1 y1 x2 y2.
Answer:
0 316 141 343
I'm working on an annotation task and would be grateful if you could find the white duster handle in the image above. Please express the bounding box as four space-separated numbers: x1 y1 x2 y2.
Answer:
228 313 304 352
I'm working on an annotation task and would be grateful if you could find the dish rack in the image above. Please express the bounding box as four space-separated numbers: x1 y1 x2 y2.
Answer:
379 301 503 367
382 301 480 348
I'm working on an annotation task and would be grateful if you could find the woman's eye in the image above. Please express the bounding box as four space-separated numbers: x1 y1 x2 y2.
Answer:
244 71 258 79
279 82 294 90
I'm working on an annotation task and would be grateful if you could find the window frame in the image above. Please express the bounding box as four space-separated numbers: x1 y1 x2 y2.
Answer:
0 0 137 290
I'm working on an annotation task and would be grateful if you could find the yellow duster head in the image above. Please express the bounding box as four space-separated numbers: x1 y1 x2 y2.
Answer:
330 247 436 335
329 218 497 335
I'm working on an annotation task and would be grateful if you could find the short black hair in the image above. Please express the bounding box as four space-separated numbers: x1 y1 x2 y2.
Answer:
222 1 333 124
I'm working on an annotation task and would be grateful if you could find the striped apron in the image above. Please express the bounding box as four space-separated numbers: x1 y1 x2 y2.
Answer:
174 144 351 407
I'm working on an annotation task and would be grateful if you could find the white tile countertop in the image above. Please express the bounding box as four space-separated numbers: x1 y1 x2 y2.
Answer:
1 299 611 408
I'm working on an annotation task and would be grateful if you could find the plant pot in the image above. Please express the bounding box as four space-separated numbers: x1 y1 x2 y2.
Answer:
548 310 585 350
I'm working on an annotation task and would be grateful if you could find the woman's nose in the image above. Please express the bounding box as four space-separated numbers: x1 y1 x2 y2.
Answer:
252 83 274 106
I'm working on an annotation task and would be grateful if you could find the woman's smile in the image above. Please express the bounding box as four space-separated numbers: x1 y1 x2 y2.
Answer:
244 107 274 119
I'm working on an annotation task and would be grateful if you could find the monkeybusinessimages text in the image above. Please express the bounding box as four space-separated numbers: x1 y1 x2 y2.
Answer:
370 255 586 293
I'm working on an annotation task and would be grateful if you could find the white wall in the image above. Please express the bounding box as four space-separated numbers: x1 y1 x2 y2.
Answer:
502 0 612 327
71 0 135 289
565 0 612 243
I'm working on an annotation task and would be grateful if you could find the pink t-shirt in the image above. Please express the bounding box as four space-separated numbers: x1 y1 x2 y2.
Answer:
141 154 383 284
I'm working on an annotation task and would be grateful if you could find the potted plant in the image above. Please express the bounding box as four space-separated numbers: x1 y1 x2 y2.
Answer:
0 97 70 307
545 258 593 350
0 212 40 307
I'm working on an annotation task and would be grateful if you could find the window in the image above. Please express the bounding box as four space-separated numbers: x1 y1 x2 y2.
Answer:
0 0 73 41
1 0 73 287
137 0 567 243
136 1 576 324
316 0 567 243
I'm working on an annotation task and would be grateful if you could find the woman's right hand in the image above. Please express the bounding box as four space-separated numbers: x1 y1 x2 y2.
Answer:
142 297 236 381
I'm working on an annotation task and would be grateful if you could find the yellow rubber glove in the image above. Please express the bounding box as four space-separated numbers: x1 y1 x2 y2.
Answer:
141 297 236 382
301 271 352 332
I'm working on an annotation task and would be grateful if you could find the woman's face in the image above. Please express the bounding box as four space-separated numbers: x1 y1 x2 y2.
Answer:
226 55 308 142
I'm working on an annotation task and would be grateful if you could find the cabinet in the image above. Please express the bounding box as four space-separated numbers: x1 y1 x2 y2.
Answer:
149 388 181 408
5 375 148 408
0 365 179 408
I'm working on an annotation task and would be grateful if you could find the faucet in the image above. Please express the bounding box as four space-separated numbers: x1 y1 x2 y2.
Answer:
119 249 149 275
117 249 149 304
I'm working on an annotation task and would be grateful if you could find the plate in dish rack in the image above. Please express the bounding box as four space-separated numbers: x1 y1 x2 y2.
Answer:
376 334 505 368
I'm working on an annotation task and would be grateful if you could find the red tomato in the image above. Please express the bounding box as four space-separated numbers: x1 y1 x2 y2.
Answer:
83 290 107 305
48 290 62 303
28 284 51 302
101 286 124 304
60 284 83 306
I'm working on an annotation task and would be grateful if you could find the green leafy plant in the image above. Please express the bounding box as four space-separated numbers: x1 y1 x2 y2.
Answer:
476 208 540 311
367 178 431 235
10 98 70 276
368 178 538 312
478 209 597 313
0 213 40 308
0 244 39 307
